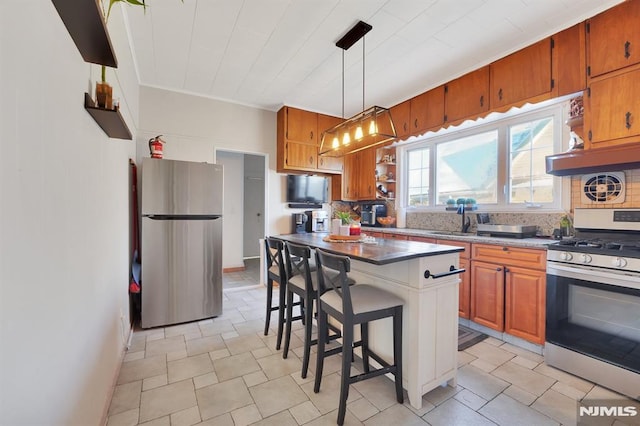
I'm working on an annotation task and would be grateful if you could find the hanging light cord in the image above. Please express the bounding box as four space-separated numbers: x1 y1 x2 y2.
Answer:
342 49 345 120
362 34 365 112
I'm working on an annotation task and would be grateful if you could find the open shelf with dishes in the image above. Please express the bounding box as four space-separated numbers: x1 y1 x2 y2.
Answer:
375 145 396 200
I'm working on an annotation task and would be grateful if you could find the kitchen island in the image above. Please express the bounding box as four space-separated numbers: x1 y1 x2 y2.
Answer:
268 233 464 409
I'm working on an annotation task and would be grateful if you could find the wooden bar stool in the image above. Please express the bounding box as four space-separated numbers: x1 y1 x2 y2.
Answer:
314 248 404 426
263 237 300 350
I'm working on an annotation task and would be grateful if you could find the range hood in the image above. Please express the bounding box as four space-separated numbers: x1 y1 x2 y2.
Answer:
546 144 640 176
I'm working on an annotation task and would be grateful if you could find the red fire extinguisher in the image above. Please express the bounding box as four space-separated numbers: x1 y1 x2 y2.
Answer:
148 135 165 159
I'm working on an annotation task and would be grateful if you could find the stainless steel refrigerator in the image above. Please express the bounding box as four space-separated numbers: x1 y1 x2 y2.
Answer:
141 158 223 328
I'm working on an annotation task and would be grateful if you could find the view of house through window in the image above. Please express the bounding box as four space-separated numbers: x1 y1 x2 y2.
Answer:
404 102 563 209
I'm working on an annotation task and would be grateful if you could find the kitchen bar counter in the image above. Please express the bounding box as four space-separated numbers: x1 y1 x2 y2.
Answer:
271 233 463 409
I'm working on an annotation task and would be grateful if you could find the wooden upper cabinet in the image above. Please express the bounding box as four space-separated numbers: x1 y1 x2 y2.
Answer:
391 100 411 140
553 22 587 96
587 0 640 78
317 113 344 172
277 107 317 172
490 38 553 109
286 107 318 144
586 67 640 147
357 148 377 200
444 67 490 124
410 86 445 134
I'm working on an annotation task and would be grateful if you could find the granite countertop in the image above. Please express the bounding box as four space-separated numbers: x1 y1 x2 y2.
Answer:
274 233 464 266
362 227 554 249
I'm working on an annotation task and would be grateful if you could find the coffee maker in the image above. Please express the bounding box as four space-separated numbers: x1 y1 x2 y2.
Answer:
360 203 387 227
306 210 329 233
292 213 308 233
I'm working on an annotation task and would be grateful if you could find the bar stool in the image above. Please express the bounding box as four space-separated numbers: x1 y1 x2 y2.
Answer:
263 237 300 350
314 249 404 426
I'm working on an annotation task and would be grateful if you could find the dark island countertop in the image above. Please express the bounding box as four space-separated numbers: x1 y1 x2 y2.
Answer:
274 233 463 266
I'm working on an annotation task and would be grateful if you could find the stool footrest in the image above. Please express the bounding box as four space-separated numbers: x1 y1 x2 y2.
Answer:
350 365 396 384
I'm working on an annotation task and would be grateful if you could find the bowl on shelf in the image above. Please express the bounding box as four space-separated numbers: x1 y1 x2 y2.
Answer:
377 216 396 227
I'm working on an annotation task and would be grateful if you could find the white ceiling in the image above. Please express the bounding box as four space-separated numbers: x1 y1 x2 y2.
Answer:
124 0 623 118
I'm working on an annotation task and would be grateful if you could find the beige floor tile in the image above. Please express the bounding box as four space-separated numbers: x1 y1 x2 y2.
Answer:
139 379 197 423
129 336 146 353
503 384 537 406
106 408 139 426
193 372 218 389
499 342 544 363
534 362 595 394
466 342 515 367
404 397 436 417
456 364 510 400
170 406 201 426
293 400 325 424
123 351 145 363
225 333 268 355
117 355 167 385
199 319 236 337
143 374 168 391
213 352 261 382
145 335 185 357
252 347 275 359
108 380 142 416
479 394 559 426
306 409 363 426
138 416 170 426
350 374 399 411
250 375 309 418
532 389 578 425
363 403 425 426
492 361 555 396
166 349 188 362
168 353 214 383
165 323 201 338
457 350 477 367
233 319 265 335
551 380 588 400
186 335 226 357
471 358 500 373
423 384 460 407
250 410 299 426
483 337 504 347
424 398 496 426
208 348 230 361
222 330 240 339
231 404 262 426
197 412 233 426
196 377 254 420
145 330 166 342
257 352 303 380
346 397 379 421
243 370 268 387
510 355 540 370
454 388 488 411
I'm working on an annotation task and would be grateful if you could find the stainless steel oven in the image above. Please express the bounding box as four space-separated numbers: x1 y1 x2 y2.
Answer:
545 208 640 400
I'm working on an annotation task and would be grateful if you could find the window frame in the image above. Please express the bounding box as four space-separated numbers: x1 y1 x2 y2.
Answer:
396 99 571 213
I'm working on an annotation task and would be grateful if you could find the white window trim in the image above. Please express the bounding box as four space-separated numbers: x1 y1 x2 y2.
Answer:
396 97 573 214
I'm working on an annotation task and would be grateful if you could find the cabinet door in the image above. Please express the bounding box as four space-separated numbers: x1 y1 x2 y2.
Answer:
410 86 445 134
342 153 358 201
445 67 490 124
286 107 318 144
285 141 317 170
553 22 587 96
357 148 377 200
588 0 640 78
408 236 436 243
490 38 552 109
317 114 344 172
586 67 640 147
391 100 411 140
458 258 471 319
505 266 546 344
470 260 504 331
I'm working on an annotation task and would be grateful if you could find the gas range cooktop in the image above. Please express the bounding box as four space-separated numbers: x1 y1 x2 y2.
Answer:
548 238 640 258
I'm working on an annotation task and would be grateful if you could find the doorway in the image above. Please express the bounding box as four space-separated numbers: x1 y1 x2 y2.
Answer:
215 150 266 280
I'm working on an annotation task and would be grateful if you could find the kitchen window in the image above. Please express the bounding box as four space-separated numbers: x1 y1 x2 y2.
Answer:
402 101 566 210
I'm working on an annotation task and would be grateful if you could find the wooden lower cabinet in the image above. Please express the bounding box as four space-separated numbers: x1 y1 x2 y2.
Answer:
470 260 505 331
504 266 546 344
458 258 470 319
385 233 408 241
407 236 436 243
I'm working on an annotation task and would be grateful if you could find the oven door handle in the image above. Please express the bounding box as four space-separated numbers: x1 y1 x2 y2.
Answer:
547 263 640 290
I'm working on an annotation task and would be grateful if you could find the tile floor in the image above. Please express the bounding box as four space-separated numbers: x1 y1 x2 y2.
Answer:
107 265 639 426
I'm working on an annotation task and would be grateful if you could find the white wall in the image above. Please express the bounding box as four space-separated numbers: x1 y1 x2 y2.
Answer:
136 86 292 266
1 1 138 425
217 152 244 269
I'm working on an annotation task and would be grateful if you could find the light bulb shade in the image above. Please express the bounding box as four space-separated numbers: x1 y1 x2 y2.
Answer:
319 106 396 157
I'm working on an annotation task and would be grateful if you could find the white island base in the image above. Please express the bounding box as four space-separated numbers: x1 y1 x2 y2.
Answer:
345 252 460 409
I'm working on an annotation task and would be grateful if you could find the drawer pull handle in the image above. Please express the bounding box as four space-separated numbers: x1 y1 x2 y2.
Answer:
625 41 631 59
424 265 466 279
626 111 633 129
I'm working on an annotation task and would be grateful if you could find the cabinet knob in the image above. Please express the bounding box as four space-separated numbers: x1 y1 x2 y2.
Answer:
626 111 633 129
504 267 509 273
414 118 418 128
480 95 484 107
502 247 509 251
310 131 314 140
496 267 502 272
498 88 503 101
625 41 631 59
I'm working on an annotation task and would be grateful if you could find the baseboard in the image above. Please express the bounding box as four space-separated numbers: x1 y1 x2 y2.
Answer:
223 266 246 273
100 324 133 426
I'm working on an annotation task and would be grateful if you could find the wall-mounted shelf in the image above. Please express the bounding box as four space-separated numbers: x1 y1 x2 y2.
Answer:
51 0 118 67
84 93 132 140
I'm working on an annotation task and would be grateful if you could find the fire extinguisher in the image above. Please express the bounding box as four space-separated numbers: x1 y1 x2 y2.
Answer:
148 135 165 159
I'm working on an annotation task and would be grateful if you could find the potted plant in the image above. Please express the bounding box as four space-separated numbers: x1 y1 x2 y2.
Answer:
455 197 466 206
336 211 352 225
465 198 477 209
96 0 181 109
445 198 456 210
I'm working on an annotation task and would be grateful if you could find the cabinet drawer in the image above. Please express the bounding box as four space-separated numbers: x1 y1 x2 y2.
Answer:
408 235 436 243
436 239 471 259
386 233 408 240
472 243 546 270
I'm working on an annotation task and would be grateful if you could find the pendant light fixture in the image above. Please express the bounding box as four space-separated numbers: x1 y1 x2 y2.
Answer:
319 21 397 157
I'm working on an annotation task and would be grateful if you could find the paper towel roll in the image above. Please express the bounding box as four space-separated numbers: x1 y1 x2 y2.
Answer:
397 207 406 228
331 219 341 235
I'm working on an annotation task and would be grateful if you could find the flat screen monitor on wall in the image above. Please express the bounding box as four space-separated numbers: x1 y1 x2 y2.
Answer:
286 175 328 206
